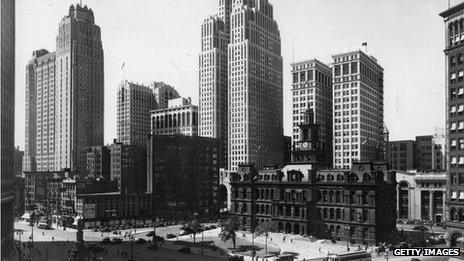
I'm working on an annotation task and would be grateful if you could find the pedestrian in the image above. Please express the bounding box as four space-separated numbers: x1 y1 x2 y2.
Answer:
290 238 293 243
52 237 54 242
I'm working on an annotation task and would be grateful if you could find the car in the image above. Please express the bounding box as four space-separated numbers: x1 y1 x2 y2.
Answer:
112 231 119 235
166 234 176 239
413 225 428 231
101 228 111 233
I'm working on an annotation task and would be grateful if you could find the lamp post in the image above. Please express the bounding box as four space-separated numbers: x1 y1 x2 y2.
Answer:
130 236 135 260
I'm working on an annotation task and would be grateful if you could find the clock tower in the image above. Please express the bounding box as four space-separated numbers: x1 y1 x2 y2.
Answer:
291 109 326 164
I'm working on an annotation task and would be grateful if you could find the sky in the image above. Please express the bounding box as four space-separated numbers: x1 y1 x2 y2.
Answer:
14 0 453 149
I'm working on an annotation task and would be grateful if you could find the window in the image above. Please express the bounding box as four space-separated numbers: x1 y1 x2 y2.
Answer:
300 71 306 82
451 122 457 131
293 73 298 83
451 73 457 83
459 54 464 64
351 62 358 74
334 65 341 76
342 63 349 75
451 56 456 66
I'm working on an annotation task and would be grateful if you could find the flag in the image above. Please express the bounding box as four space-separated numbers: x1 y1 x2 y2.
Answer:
362 42 367 46
121 62 125 70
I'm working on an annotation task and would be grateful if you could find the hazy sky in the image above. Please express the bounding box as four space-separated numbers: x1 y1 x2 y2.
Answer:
15 0 453 149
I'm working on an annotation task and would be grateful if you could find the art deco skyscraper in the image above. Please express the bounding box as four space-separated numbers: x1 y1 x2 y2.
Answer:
199 0 231 169
227 0 283 171
332 51 384 169
1 0 15 256
23 50 56 172
54 4 104 173
117 81 156 147
291 60 333 164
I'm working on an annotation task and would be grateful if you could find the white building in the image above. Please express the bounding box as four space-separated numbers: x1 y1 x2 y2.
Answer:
227 0 283 171
117 80 156 147
332 50 384 169
150 97 198 136
199 0 230 169
291 59 332 164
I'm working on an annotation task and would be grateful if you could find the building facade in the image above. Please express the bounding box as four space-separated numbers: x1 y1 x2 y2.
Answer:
291 59 333 165
229 162 397 244
14 146 24 177
117 80 156 147
150 97 198 136
109 141 146 194
14 176 25 217
199 0 230 169
151 81 180 109
396 171 446 222
440 3 464 246
54 4 104 173
86 145 110 180
76 192 153 228
227 0 283 171
415 135 446 172
1 0 15 256
386 140 416 171
332 51 384 169
23 50 56 172
147 134 220 219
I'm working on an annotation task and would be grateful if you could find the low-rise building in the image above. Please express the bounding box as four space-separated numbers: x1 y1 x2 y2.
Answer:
76 192 153 228
396 170 446 222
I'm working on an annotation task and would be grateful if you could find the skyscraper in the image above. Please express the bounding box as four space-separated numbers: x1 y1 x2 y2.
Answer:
440 3 464 244
227 0 283 171
117 80 156 147
291 60 333 164
24 50 56 172
1 0 15 257
151 81 180 109
54 4 104 173
332 51 384 169
199 0 231 169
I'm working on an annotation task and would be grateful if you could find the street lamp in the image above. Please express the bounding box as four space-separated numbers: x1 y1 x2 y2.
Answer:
130 236 135 260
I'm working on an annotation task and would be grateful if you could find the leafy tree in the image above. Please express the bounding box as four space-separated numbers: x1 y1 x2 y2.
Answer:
218 217 240 249
182 219 203 244
255 220 277 254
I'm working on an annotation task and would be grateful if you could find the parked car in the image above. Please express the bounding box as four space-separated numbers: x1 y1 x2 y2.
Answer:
101 228 111 233
166 234 176 239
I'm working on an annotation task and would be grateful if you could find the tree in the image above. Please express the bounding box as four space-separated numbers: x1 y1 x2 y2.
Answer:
255 220 277 254
218 217 240 249
182 219 203 244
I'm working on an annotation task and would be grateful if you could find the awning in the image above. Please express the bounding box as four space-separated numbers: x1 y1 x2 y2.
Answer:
459 192 464 200
451 157 457 164
452 191 457 199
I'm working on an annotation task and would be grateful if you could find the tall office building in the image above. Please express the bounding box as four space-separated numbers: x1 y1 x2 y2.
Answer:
291 60 332 164
23 50 56 172
1 0 15 257
151 81 180 109
199 0 231 169
117 80 156 147
332 51 384 169
54 4 104 173
440 3 464 243
227 0 283 171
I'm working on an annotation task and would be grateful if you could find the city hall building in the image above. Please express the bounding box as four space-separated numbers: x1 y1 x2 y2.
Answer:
229 162 397 244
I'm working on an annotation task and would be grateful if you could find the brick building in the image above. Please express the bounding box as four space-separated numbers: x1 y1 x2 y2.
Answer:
147 134 220 220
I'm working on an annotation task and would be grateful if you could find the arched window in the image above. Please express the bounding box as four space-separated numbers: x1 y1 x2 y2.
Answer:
182 112 185 126
187 111 191 125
